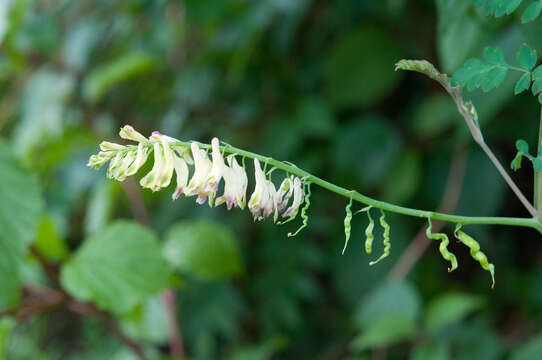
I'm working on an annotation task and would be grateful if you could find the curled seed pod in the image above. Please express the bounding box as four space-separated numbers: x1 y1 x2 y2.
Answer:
369 210 391 265
364 207 375 254
454 225 495 288
341 195 353 254
287 182 312 237
425 218 458 272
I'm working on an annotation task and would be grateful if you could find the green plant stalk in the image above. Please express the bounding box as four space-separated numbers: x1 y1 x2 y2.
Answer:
536 107 542 222
120 140 542 234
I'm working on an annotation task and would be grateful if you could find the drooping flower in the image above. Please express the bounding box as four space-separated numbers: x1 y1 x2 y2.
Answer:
248 158 276 220
88 151 116 168
204 138 226 204
119 125 149 143
282 177 304 219
216 155 248 210
185 142 213 204
172 152 189 200
100 141 126 151
108 150 136 181
125 143 150 177
276 176 294 213
140 135 175 191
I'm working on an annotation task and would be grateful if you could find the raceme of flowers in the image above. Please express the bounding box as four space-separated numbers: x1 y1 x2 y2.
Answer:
88 126 305 222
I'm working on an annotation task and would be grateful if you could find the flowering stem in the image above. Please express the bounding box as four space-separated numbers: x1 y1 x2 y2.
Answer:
535 106 542 222
154 140 542 234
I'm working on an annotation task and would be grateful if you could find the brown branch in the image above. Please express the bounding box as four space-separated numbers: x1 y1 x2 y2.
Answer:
388 147 469 281
20 246 147 359
121 178 186 358
68 300 147 360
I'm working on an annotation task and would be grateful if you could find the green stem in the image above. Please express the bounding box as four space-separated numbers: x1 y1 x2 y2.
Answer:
162 140 542 234
535 107 542 222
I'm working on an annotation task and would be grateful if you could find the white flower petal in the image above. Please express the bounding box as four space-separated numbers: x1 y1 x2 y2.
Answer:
172 154 189 200
119 125 149 143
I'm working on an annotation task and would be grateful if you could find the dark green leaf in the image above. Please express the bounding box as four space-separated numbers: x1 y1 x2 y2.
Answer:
351 281 420 351
325 26 401 109
484 47 507 66
475 0 524 17
60 221 171 314
425 293 484 333
521 2 542 23
516 139 530 154
83 53 156 103
0 140 42 307
517 44 537 71
351 315 416 350
510 333 542 360
411 342 450 360
163 220 243 280
532 65 542 95
482 67 507 91
0 318 14 358
511 153 523 171
514 72 531 94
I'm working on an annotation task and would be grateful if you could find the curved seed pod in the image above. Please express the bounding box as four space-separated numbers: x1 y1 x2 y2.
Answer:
287 182 312 237
369 210 391 265
425 218 458 272
364 207 375 254
454 225 495 288
341 195 353 254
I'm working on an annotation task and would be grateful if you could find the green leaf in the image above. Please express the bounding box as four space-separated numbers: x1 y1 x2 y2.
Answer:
11 68 74 158
517 44 537 71
511 152 523 171
515 72 531 94
482 67 508 91
355 282 421 327
425 293 484 333
0 318 15 358
230 336 288 360
163 220 243 280
121 295 169 344
521 2 542 23
334 116 402 188
60 221 171 314
532 65 542 95
84 180 117 236
437 0 485 73
484 46 508 66
516 139 530 154
381 150 422 205
353 281 420 349
474 0 524 17
83 52 156 103
351 315 416 350
411 95 460 138
452 47 510 92
35 216 69 261
325 26 401 109
411 342 450 360
0 140 42 307
510 333 542 360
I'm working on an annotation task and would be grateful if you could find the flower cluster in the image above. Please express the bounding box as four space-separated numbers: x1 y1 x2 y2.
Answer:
88 125 305 222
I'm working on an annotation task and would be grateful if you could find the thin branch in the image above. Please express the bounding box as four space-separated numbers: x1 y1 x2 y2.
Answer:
121 178 186 358
68 300 147 360
395 59 537 218
162 289 186 357
388 148 469 281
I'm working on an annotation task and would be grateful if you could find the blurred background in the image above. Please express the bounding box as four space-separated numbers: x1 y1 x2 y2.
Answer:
2 0 542 359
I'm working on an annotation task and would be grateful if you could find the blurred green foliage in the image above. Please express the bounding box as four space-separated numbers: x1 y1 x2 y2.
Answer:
2 0 542 359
